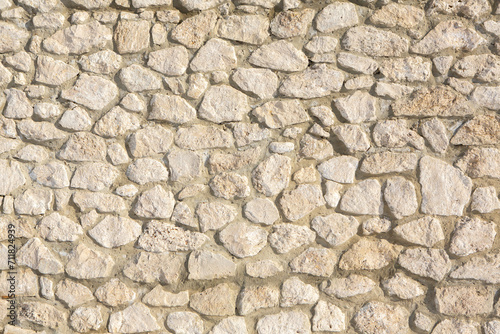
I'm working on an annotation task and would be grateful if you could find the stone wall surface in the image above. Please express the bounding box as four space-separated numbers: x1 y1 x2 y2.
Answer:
0 0 499 332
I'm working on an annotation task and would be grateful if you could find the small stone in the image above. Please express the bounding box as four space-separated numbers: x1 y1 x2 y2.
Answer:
3 88 32 119
435 285 494 316
114 20 149 54
452 54 500 82
196 201 237 232
373 119 424 149
143 286 188 307
420 156 472 215
0 160 26 195
340 179 383 215
106 144 128 165
323 181 342 208
290 247 336 277
344 75 374 90
332 124 370 152
384 177 418 219
19 302 66 329
252 154 291 196
108 303 160 333
299 134 334 161
61 73 118 111
35 55 79 86
73 191 126 213
38 212 83 242
188 250 236 280
449 217 496 257
256 311 311 334
339 239 400 271
253 99 309 128
317 156 358 183
456 147 500 179
166 149 202 182
149 94 196 125
471 186 500 213
232 68 278 99
70 162 118 192
282 127 302 139
14 189 53 216
427 0 491 19
246 260 283 278
432 319 480 334
484 320 500 334
58 106 92 131
93 106 140 138
175 125 233 150
66 243 114 279
167 311 204 334
249 40 308 72
237 285 280 315
321 274 376 298
270 8 315 38
337 52 378 74
33 103 61 120
450 252 500 283
342 26 409 57
126 158 169 185
452 115 500 145
123 251 183 284
280 184 326 221
190 38 237 72
70 306 104 332
312 301 346 332
190 283 237 316
370 3 424 29
17 120 66 143
218 15 269 44
120 93 145 112
171 202 196 228
394 216 444 247
279 64 344 99
55 279 94 308
127 125 173 158
95 279 136 307
148 46 188 76
78 50 122 74
411 20 485 55
380 56 431 82
360 152 418 175
420 118 449 153
293 165 317 184
199 85 249 123
244 198 279 225
311 213 359 247
219 222 268 258
335 91 378 123
119 64 162 92
412 312 435 333
281 277 319 307
382 272 425 299
433 55 454 75
178 183 207 200
17 238 63 274
315 2 358 32
209 172 250 199
172 10 217 49
137 221 208 252
398 247 451 281
305 36 338 54
15 145 49 163
89 216 141 248
353 301 409 334
210 317 248 334
30 161 69 189
0 22 29 53
269 223 316 254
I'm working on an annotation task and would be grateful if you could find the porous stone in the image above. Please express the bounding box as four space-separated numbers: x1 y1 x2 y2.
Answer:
95 279 136 307
450 252 500 283
190 283 237 316
456 147 500 179
339 239 401 271
449 217 496 257
353 301 409 334
279 184 326 221
218 15 269 44
256 311 311 334
289 247 336 277
312 301 346 332
171 10 217 49
271 8 315 38
237 285 280 315
435 285 494 316
398 247 451 281
269 223 315 254
137 221 208 252
342 26 409 57
252 154 291 196
370 3 424 29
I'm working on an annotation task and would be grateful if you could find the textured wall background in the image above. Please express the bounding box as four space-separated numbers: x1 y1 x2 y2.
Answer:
0 0 499 332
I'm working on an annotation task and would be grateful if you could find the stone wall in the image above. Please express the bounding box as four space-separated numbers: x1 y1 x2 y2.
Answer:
0 0 499 332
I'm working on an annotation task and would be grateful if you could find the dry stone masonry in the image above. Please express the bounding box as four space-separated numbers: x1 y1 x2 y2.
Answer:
0 0 500 333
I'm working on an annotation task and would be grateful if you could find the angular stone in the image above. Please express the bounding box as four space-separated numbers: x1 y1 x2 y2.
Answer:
17 120 66 143
253 99 308 128
237 285 280 315
35 55 79 86
249 40 308 72
3 88 32 119
361 152 418 175
19 302 66 329
452 115 500 145
370 3 424 28
373 119 424 149
166 149 202 182
190 38 237 72
190 283 237 316
114 20 149 54
398 247 451 281
252 154 291 196
332 124 370 153
126 125 173 158
232 68 278 99
14 189 53 215
471 186 500 213
218 15 269 44
270 8 315 38
0 22 29 53
38 212 83 242
337 52 378 74
166 312 203 334
427 0 491 19
171 10 217 49
123 252 183 284
148 46 188 76
315 2 358 32
149 94 196 124
339 239 400 270
175 125 233 150
317 156 358 184
290 247 336 277
133 185 175 219
394 216 444 247
55 279 94 308
78 50 122 74
340 179 383 215
384 177 418 218
138 221 208 252
219 222 268 258
450 252 500 283
311 213 359 247
0 160 26 195
342 26 409 57
95 279 136 307
209 172 250 199
17 238 63 274
70 162 118 191
456 147 500 179
188 250 236 280
419 156 472 215
299 134 334 161
305 36 338 54
210 317 248 334
126 158 169 185
353 301 409 334
61 73 118 110
108 303 160 333
432 319 479 334
196 201 237 232
70 306 104 332
269 224 315 254
312 301 346 332
280 277 319 307
94 107 139 138
58 106 92 131
280 184 325 221
199 85 249 123
66 244 114 279
244 198 279 225
246 260 283 278
452 54 500 82
73 191 126 213
119 64 162 92
335 91 378 123
435 285 493 316
471 85 500 110
420 118 449 153
142 286 188 307
380 56 431 82
382 273 425 299
89 216 141 248
279 64 344 99
320 274 376 298
256 311 311 334
411 20 485 55
449 217 496 257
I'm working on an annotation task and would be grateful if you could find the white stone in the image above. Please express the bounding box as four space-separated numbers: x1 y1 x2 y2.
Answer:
244 198 279 225
252 154 291 196
89 216 141 248
108 303 160 333
249 40 308 72
256 311 311 334
38 213 83 242
311 213 359 247
342 26 409 57
279 64 344 99
312 301 346 332
232 68 278 99
382 273 426 299
148 46 188 76
119 64 162 92
66 243 114 279
218 15 269 44
253 99 309 129
393 216 445 247
138 221 208 252
196 201 237 232
318 156 358 183
190 38 237 72
471 186 500 213
17 238 63 274
353 301 409 334
167 312 204 334
269 224 316 254
199 85 249 123
188 250 236 280
280 184 326 221
398 247 451 281
61 73 118 111
449 217 496 257
149 94 196 124
126 158 169 185
219 222 268 258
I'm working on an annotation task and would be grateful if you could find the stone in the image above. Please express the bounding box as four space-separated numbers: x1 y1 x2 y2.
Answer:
252 154 291 196
280 184 325 221
79 50 122 74
269 224 315 254
73 191 126 213
485 321 500 334
456 147 500 178
394 216 444 247
119 64 162 92
398 247 451 281
244 198 279 225
449 217 496 257
344 75 375 90
339 239 400 271
419 156 472 215
452 54 500 82
219 222 268 258
421 118 449 153
123 252 183 284
38 213 83 242
450 252 500 283
29 161 68 189
209 172 250 199
94 107 140 138
312 301 346 332
61 73 118 110
253 99 309 128
340 179 383 215
209 147 261 175
149 94 196 124
88 216 141 248
113 20 149 54
32 12 65 30
218 15 269 44
256 311 311 334
371 3 424 29
188 250 236 280
210 317 248 334
15 145 49 163
178 183 207 200
126 158 169 185
315 2 358 32
70 162 118 191
0 22 29 53
372 119 424 149
293 165 317 183
191 38 237 72
17 238 63 274
3 88 32 119
427 0 491 19
317 156 358 183
33 102 61 120
433 55 454 75
380 57 431 82
232 68 278 99
199 85 249 123
127 125 173 158
337 52 378 74
171 202 196 228
17 120 66 143
237 285 280 315
435 285 493 316
411 20 485 55
324 181 342 208
332 124 370 152
270 8 314 38
58 107 92 131
353 301 409 334
137 221 208 252
35 55 79 86
19 302 66 329
290 247 336 277
190 283 237 316
305 36 338 55
148 46 188 76
43 21 112 55
321 274 376 298
167 312 204 334
133 185 175 219
70 306 104 332
246 260 283 278
175 125 233 150
55 279 94 308
120 93 145 112
471 186 500 213
95 279 136 307
171 10 217 49
384 177 418 218
279 64 344 99
0 160 26 195
231 124 270 147
360 152 418 175
143 286 188 307
452 115 500 145
335 91 378 123
280 277 319 307
66 244 114 279
432 319 479 334
196 201 237 232
108 303 160 333
342 26 409 57
167 149 202 182
311 213 359 247
299 134 334 161
249 40 308 72
14 189 53 215
382 273 425 299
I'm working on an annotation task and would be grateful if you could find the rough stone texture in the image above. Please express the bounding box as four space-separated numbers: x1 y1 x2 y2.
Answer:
435 285 494 316
353 301 409 334
339 239 401 271
449 217 496 257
